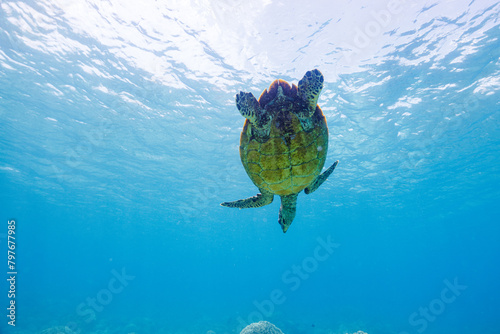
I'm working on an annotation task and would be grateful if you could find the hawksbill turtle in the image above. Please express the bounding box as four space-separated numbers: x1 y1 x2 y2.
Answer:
221 69 338 233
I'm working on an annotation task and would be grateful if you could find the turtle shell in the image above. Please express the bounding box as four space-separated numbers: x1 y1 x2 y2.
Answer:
239 79 329 196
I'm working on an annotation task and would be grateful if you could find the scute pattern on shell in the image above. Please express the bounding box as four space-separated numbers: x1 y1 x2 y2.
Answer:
239 79 328 196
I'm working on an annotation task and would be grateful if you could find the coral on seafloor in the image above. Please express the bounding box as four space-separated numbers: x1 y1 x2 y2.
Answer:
40 326 78 334
240 321 285 334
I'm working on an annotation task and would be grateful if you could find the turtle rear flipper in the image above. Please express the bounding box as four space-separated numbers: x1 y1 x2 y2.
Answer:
296 69 324 131
305 160 339 194
221 191 273 209
278 193 299 233
236 91 272 138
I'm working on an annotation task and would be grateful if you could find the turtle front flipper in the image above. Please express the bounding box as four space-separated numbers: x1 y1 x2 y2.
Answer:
221 190 274 209
236 91 272 138
296 69 324 131
305 160 339 194
278 193 299 233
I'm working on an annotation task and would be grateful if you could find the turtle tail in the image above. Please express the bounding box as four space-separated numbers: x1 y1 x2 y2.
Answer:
278 193 299 233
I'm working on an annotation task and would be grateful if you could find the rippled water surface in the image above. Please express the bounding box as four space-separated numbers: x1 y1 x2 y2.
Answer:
1 0 499 333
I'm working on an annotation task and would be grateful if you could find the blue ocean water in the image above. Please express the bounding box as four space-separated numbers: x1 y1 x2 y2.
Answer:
1 0 499 333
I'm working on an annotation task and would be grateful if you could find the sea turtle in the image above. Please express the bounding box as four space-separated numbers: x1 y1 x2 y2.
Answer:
221 69 338 233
